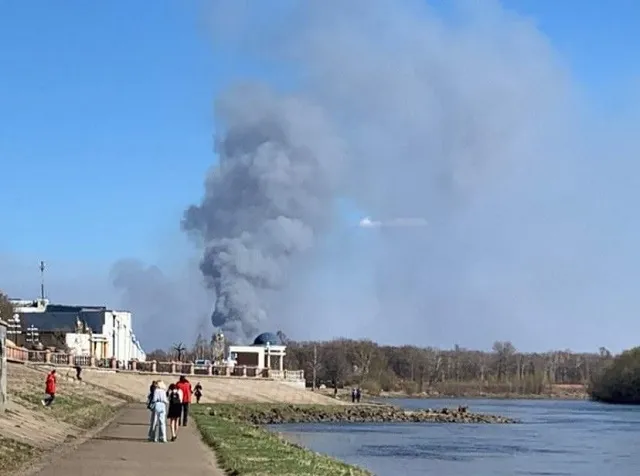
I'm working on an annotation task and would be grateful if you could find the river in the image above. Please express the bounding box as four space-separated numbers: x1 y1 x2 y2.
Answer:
274 398 640 475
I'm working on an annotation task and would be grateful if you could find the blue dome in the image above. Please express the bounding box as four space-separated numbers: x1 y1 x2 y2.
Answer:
252 332 281 346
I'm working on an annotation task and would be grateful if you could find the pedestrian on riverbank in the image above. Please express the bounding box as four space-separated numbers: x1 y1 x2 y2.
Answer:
351 388 356 403
166 383 183 441
148 380 168 443
356 388 361 403
175 375 192 426
41 369 56 407
194 382 203 404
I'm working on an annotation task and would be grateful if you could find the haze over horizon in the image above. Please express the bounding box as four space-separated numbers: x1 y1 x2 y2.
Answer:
2 1 639 353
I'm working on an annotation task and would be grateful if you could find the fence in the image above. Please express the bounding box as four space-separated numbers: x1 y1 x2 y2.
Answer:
5 343 305 382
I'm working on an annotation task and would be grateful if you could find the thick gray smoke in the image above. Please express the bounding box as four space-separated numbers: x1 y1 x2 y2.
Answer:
182 85 344 339
186 0 639 351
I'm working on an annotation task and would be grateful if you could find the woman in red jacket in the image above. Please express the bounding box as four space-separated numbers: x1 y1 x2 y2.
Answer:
42 369 56 407
175 375 192 426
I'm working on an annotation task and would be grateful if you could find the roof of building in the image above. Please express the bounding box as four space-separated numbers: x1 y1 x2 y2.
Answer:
45 304 107 313
17 310 105 334
252 332 281 346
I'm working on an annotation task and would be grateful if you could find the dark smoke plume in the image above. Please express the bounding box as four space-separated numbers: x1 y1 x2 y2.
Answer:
182 85 344 339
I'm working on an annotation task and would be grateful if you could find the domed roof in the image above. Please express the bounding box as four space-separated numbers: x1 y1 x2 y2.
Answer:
252 332 281 346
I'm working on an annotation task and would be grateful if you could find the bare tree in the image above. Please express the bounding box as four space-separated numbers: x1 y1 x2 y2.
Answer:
0 291 14 323
172 342 186 362
193 333 208 360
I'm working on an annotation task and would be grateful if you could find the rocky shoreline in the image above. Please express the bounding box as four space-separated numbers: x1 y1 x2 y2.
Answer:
207 403 517 425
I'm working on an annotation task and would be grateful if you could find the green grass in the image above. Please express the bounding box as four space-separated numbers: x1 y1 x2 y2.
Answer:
0 437 42 475
192 405 372 476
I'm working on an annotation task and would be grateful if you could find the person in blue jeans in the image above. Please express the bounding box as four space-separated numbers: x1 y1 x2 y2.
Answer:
147 380 168 442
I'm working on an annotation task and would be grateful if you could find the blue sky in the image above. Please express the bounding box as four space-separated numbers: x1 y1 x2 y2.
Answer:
1 1 637 263
1 1 639 350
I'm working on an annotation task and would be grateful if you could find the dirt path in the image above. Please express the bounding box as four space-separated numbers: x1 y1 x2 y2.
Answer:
28 404 224 476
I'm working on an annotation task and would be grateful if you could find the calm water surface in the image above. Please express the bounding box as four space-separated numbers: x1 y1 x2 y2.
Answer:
274 399 640 475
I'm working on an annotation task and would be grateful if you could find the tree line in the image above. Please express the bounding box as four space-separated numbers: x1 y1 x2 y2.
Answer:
284 339 614 395
146 330 616 396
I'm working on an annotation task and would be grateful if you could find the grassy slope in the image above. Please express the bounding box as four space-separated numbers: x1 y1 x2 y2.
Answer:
0 364 129 475
193 405 372 476
0 437 42 474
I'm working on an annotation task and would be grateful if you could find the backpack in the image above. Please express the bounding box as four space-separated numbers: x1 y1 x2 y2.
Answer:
169 390 181 406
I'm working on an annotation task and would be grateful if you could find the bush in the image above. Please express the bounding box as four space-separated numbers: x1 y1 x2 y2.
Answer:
377 370 398 392
360 379 381 396
401 380 419 395
589 347 640 404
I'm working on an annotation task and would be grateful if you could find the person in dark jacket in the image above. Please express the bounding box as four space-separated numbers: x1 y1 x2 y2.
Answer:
194 382 203 404
147 380 158 409
166 383 183 441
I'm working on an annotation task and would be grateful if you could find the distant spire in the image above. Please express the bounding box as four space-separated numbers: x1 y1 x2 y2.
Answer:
39 261 46 300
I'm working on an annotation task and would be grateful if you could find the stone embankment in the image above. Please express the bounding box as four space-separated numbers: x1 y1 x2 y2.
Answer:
208 403 517 425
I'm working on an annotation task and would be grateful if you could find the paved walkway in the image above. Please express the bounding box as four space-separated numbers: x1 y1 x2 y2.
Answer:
31 405 224 476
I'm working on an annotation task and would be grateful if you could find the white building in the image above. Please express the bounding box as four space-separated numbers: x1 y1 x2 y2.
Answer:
228 332 286 372
10 299 146 362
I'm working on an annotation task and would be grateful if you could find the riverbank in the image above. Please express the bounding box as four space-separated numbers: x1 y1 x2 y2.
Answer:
320 383 588 401
192 403 515 474
378 386 588 400
192 405 372 475
0 363 129 475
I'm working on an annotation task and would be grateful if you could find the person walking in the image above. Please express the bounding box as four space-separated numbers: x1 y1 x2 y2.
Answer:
147 380 168 443
41 369 56 407
175 375 192 427
194 382 203 404
356 387 362 403
166 383 183 441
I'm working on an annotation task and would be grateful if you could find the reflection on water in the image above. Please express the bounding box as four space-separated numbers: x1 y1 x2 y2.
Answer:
273 399 640 475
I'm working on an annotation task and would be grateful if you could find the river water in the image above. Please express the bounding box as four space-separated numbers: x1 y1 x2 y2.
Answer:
274 398 640 475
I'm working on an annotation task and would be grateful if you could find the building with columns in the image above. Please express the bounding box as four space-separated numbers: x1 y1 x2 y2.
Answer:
228 332 286 372
10 299 145 362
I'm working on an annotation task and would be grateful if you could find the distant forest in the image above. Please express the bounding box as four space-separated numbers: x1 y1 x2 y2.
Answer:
148 332 615 396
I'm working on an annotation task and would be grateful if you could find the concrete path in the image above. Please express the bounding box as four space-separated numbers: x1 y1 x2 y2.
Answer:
30 405 224 476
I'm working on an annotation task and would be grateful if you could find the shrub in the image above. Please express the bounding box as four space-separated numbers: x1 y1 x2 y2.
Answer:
401 380 419 395
360 379 382 396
